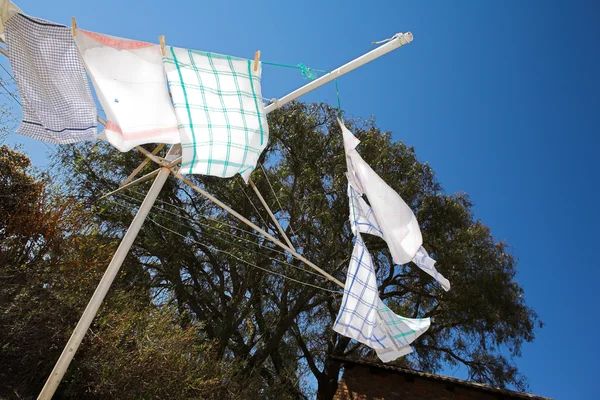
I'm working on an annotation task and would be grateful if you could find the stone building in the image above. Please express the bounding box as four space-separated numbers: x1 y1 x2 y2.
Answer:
332 357 551 400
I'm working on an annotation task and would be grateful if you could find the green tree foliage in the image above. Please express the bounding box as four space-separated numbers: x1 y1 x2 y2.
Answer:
0 145 265 399
1 102 542 399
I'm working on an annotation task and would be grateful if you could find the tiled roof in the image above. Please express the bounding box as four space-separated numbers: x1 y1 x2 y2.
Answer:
331 356 552 400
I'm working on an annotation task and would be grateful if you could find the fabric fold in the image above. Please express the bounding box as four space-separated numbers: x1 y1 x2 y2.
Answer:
348 183 383 238
5 14 97 144
412 246 451 291
75 30 179 152
340 119 450 291
333 234 430 362
163 47 268 182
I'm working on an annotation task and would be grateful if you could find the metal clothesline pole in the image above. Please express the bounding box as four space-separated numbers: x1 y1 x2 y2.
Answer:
99 168 161 200
174 173 345 288
37 145 182 400
33 32 413 399
122 144 165 186
248 178 295 251
264 32 413 114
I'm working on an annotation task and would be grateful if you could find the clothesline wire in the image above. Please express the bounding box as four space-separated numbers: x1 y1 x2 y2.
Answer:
116 192 273 250
116 191 309 266
108 196 329 282
112 196 336 288
0 74 21 106
258 163 305 249
143 212 340 294
118 191 280 256
126 188 267 241
0 62 17 85
149 217 340 294
0 101 20 125
260 61 326 74
237 180 270 230
164 53 326 82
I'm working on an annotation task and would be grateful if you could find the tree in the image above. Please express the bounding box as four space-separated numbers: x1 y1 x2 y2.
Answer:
23 101 540 399
0 145 264 399
0 76 18 142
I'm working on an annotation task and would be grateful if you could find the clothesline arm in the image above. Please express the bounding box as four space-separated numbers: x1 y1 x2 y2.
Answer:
174 172 345 289
99 168 162 200
248 177 296 251
158 32 413 168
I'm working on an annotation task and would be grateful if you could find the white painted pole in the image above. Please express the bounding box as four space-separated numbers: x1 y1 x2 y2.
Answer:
99 168 161 200
264 32 413 114
248 178 295 251
174 173 345 289
121 144 165 186
164 32 413 167
38 146 181 400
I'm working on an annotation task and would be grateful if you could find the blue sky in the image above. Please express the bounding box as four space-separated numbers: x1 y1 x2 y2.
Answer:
2 1 598 398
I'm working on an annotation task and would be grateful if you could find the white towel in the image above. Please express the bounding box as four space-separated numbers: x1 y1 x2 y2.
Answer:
340 119 450 291
75 30 179 152
5 14 97 144
163 47 268 182
333 234 431 362
348 183 383 239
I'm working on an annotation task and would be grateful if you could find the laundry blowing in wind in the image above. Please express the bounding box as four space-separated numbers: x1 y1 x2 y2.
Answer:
0 4 448 396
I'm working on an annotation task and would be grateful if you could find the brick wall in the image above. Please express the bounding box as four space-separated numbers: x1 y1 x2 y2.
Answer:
333 364 514 400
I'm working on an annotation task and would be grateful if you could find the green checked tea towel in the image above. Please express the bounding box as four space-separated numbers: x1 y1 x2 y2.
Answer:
163 46 268 182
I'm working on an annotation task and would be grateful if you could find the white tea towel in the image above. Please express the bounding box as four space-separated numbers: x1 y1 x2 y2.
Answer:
75 30 179 152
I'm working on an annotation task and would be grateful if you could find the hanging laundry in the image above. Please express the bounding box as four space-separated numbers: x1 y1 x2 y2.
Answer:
340 119 450 291
348 183 383 238
5 14 97 144
75 30 180 152
412 246 450 291
0 0 21 41
333 234 430 362
163 47 268 182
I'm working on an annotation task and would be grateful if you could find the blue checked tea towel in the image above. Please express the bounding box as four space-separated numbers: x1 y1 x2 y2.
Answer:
163 46 268 182
348 183 383 239
5 14 97 143
333 234 431 362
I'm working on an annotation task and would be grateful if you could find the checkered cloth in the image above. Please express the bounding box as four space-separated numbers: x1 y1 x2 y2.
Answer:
412 246 451 291
340 119 450 291
75 30 179 152
348 183 383 238
333 234 430 362
5 14 97 143
163 46 268 182
375 298 430 362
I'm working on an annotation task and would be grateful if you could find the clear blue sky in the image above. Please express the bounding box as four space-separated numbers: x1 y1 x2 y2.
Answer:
2 1 598 398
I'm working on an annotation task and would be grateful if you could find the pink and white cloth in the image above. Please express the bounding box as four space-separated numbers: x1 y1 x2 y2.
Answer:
75 30 179 152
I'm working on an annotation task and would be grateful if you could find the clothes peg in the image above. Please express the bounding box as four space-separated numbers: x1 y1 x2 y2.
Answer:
159 35 165 56
71 17 77 36
254 50 260 72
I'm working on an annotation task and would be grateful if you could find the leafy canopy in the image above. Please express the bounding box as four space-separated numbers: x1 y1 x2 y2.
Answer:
1 102 542 399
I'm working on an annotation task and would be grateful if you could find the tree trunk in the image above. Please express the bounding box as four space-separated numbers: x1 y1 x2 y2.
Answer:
316 358 343 400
